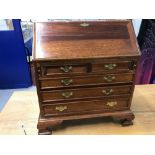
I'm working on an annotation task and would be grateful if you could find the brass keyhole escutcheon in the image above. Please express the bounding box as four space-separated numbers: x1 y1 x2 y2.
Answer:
104 64 117 70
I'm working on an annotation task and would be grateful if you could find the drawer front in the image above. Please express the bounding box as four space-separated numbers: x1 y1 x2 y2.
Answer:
92 61 132 73
41 85 132 102
43 97 129 116
40 73 134 89
38 63 90 77
37 60 135 77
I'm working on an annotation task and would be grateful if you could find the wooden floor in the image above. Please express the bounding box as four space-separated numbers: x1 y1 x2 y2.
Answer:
0 84 155 135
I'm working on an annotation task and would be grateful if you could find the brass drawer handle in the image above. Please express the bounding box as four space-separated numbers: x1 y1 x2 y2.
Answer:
104 64 117 70
61 79 73 86
106 101 117 107
103 75 116 82
62 92 73 98
55 106 67 112
102 89 113 95
80 23 90 27
60 66 72 73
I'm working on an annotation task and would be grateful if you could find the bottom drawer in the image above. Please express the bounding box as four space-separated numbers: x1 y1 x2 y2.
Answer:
43 96 130 117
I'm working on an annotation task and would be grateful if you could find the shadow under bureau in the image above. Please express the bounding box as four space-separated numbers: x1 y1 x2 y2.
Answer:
32 20 140 135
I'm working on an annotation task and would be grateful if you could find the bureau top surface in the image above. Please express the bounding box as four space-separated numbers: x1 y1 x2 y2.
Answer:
33 20 140 61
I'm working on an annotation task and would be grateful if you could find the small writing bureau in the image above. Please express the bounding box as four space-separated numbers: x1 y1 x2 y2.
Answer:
32 20 140 135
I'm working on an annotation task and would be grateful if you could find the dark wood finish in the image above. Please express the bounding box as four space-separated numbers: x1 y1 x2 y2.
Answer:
37 116 63 135
37 110 134 135
33 20 140 61
112 111 135 126
33 20 140 135
36 60 134 78
40 85 132 102
37 21 129 40
39 73 134 90
92 61 132 72
42 96 130 117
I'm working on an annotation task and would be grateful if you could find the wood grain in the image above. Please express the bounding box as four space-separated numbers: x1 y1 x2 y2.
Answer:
39 73 134 90
33 20 140 134
40 85 132 102
33 20 140 61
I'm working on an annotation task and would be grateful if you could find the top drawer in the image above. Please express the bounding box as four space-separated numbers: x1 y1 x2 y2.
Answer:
36 60 135 77
38 63 90 77
92 61 132 73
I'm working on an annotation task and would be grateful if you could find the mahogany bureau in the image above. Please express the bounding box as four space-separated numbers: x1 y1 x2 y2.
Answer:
32 20 140 135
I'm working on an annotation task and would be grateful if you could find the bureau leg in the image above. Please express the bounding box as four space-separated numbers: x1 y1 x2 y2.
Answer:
38 127 52 135
37 119 63 135
112 111 135 127
121 119 133 126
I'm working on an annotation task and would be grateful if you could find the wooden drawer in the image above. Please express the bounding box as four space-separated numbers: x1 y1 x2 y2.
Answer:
39 73 134 90
41 85 132 102
38 63 90 77
43 96 130 116
37 60 135 78
92 61 132 73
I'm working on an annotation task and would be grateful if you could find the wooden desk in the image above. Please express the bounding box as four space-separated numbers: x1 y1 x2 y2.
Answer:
33 20 140 134
0 84 155 135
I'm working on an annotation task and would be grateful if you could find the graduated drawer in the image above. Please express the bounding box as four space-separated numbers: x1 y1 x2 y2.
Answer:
39 73 134 90
42 96 130 116
41 85 132 102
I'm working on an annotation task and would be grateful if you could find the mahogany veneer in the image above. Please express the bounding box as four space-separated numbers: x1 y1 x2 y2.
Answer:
32 20 140 135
